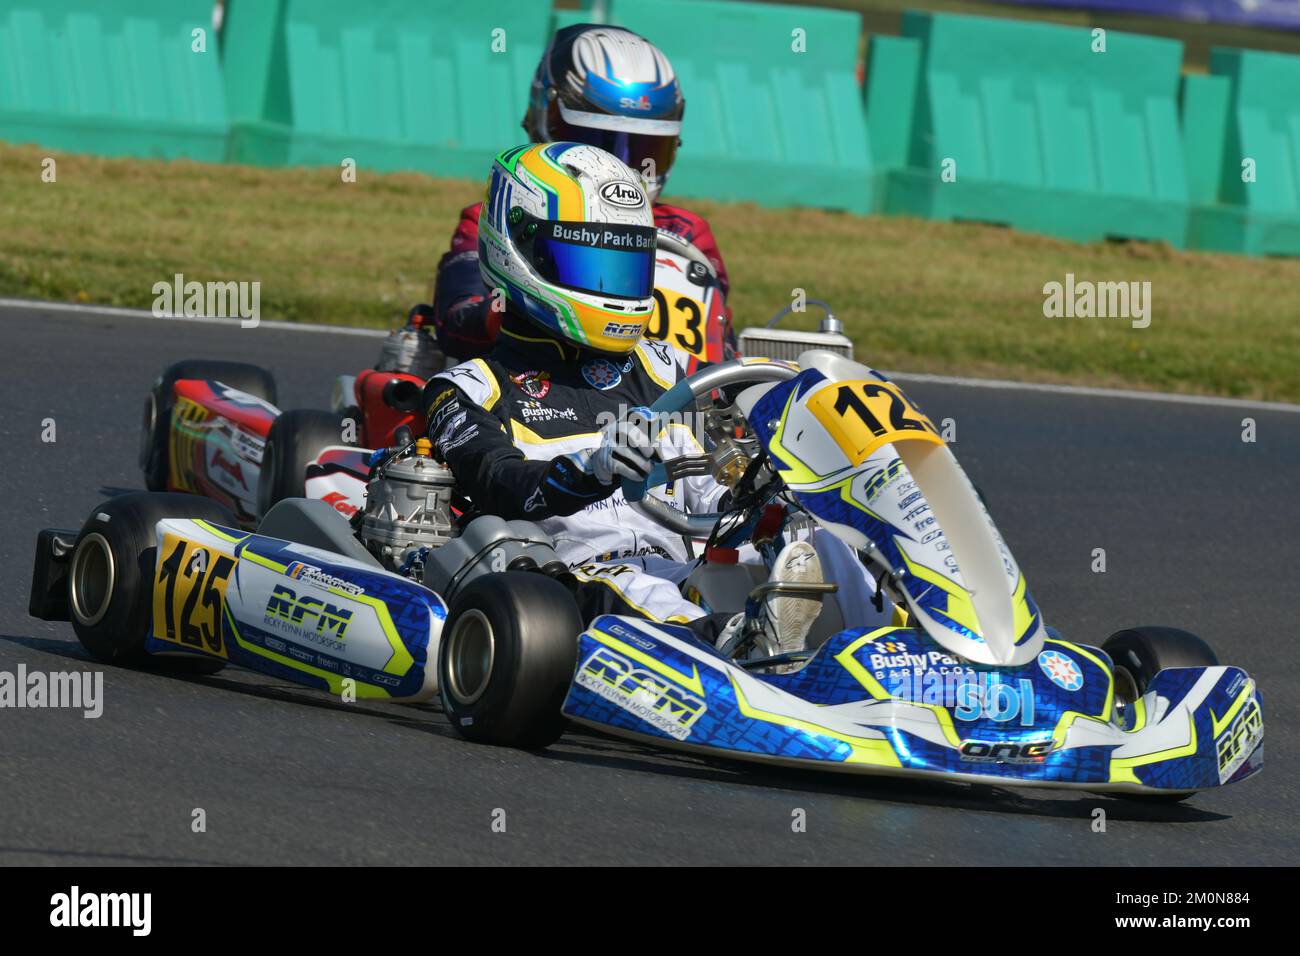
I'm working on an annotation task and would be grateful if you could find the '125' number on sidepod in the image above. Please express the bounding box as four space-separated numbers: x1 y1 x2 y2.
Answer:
153 535 235 658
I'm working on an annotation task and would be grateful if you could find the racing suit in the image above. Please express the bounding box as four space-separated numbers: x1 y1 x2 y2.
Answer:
430 201 732 361
422 311 725 628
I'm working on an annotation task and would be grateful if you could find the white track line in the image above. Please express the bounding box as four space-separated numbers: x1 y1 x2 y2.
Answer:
0 297 388 338
5 297 1297 413
882 371 1300 414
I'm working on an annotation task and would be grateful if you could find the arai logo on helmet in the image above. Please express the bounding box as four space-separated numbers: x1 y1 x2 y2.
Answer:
600 181 645 209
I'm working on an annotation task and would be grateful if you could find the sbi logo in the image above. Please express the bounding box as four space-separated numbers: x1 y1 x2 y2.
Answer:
600 180 645 208
954 676 1037 726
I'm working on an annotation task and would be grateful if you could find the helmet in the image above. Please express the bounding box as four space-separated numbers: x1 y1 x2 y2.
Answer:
523 24 684 202
478 142 657 354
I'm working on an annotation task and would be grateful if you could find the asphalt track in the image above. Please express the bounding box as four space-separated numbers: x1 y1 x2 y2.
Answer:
2 303 1296 866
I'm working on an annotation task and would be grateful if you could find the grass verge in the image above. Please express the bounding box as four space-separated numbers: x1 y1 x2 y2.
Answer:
2 142 1297 402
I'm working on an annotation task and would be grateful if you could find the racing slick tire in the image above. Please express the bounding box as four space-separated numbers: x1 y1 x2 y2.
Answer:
1102 626 1219 802
141 360 278 491
1103 626 1219 703
69 492 239 674
439 571 582 749
256 409 355 517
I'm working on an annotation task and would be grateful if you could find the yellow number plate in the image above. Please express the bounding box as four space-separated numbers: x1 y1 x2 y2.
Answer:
151 532 236 659
646 247 721 360
806 379 943 465
647 289 708 358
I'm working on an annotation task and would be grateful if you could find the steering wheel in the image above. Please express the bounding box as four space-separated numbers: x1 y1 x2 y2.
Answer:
621 358 802 537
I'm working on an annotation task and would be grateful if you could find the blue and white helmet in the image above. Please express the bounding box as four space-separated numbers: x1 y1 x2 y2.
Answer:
524 24 684 202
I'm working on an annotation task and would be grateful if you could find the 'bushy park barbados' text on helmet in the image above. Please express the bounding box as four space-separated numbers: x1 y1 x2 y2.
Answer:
524 24 684 202
478 142 657 355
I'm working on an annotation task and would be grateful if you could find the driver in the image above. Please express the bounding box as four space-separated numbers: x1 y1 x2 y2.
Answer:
425 23 734 363
421 142 819 656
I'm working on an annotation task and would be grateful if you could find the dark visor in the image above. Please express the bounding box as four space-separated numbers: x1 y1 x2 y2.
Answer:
547 103 679 180
513 214 656 300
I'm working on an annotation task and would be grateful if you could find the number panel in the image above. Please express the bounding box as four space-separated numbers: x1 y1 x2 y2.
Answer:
806 379 942 465
152 533 235 659
646 248 722 360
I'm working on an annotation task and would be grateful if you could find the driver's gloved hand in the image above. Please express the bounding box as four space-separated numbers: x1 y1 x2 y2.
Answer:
589 414 657 486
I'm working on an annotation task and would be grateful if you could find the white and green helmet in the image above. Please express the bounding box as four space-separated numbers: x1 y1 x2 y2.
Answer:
478 141 657 355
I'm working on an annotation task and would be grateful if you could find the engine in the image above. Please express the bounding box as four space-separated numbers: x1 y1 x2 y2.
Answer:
358 441 457 573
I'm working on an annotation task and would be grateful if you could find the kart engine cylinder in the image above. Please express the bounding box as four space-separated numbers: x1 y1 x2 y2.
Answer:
359 454 457 568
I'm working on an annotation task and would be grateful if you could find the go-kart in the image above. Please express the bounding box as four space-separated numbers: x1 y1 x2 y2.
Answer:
135 230 737 529
31 353 1263 797
135 325 439 529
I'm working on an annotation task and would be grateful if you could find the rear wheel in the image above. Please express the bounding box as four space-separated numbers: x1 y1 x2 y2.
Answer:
257 409 355 517
439 572 582 749
141 360 277 491
69 492 239 673
1102 626 1219 802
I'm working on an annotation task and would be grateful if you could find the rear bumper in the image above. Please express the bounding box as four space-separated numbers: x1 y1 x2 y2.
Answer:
29 528 78 621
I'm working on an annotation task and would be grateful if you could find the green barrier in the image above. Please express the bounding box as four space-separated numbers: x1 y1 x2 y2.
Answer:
1186 47 1300 257
869 11 1189 247
0 0 227 160
223 0 550 179
581 0 873 213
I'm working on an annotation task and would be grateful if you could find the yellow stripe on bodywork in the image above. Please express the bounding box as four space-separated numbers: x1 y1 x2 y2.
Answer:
898 549 982 635
240 549 288 574
193 520 249 545
1109 711 1199 784
1211 679 1256 738
1121 696 1148 734
590 628 704 695
225 604 392 699
1050 638 1114 721
729 676 902 767
834 626 964 749
242 548 414 676
332 588 415 676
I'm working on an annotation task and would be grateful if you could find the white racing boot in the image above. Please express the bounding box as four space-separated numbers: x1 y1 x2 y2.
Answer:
716 541 830 669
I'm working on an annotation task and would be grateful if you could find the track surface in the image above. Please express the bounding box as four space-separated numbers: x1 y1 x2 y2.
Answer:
2 305 1295 866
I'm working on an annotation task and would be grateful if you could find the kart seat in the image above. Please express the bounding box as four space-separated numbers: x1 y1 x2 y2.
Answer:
256 498 383 569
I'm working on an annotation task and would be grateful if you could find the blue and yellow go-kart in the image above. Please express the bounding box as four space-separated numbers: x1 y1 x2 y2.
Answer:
439 354 1264 797
30 354 1263 798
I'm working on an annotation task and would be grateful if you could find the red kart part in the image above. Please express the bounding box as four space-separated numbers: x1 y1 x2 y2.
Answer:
352 368 427 448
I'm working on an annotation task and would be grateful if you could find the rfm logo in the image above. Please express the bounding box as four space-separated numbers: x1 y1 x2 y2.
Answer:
265 585 353 638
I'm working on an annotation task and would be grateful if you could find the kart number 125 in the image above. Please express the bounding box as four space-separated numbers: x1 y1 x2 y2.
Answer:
152 534 235 658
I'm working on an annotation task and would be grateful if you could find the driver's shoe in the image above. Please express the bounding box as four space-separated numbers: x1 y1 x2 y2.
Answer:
761 541 825 656
716 541 825 665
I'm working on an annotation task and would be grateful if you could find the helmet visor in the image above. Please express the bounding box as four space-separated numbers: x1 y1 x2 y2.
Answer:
548 103 679 183
518 216 657 300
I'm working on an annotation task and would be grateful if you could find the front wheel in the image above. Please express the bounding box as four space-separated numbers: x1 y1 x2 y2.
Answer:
1102 626 1219 803
69 492 238 672
438 572 582 749
1103 626 1219 708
